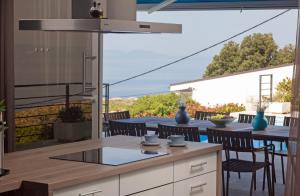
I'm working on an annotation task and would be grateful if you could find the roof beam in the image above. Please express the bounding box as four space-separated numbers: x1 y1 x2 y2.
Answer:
148 0 177 13
138 0 298 11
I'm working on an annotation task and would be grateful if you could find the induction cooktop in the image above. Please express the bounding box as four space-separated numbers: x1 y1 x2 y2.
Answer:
50 147 168 166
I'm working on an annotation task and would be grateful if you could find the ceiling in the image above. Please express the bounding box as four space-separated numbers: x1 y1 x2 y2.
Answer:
137 0 298 10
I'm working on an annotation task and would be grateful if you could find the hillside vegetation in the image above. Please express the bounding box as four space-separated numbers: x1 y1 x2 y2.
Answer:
110 93 245 118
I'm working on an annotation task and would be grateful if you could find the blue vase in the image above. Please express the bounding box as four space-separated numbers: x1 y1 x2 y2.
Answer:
252 112 268 131
175 106 190 124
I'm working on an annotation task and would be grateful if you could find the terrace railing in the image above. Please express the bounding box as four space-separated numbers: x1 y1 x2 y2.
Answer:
14 83 110 144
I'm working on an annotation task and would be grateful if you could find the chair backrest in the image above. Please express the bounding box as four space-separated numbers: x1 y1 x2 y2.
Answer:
283 116 295 127
207 128 253 152
265 115 276 125
109 121 146 137
104 111 130 122
238 114 276 125
157 124 200 142
238 114 255 124
194 111 228 120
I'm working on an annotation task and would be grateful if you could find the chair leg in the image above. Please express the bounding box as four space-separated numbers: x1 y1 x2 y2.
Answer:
236 152 241 179
272 156 276 183
266 165 274 196
254 171 257 190
281 155 285 184
222 170 225 196
263 167 266 191
250 172 254 196
226 170 230 196
266 165 275 196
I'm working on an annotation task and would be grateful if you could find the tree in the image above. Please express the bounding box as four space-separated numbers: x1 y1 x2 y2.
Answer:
271 44 295 65
274 77 292 102
239 33 278 70
204 41 240 77
204 33 294 78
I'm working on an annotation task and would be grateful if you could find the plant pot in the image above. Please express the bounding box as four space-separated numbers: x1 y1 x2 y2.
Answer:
53 121 92 142
252 112 268 131
175 106 190 124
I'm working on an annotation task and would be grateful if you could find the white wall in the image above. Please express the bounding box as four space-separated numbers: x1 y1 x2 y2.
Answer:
170 65 293 107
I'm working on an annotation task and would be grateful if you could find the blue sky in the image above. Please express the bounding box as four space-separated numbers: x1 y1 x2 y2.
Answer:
104 9 298 97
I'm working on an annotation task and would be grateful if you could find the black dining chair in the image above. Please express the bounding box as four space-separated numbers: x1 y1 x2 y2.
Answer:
104 111 130 122
195 111 228 120
238 114 276 125
207 128 275 196
157 124 200 142
262 116 291 187
238 114 276 188
103 111 131 137
109 121 147 137
238 114 256 124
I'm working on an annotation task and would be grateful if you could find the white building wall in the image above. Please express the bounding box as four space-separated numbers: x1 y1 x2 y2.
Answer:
170 65 293 107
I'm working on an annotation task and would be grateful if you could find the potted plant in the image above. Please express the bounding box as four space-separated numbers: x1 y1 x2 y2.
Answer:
268 77 292 114
53 106 91 142
0 100 7 171
252 103 268 131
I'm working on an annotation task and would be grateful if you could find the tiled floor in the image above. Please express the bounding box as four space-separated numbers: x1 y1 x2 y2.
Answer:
226 152 286 196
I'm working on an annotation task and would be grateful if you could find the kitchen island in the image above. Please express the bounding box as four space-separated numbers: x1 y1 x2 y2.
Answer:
0 136 222 196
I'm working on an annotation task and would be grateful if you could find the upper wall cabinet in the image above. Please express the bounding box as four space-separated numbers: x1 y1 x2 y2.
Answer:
14 0 93 105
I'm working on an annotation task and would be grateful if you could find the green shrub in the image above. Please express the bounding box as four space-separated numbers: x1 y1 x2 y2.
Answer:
274 77 292 102
128 93 245 118
187 102 245 116
129 93 180 117
213 103 246 113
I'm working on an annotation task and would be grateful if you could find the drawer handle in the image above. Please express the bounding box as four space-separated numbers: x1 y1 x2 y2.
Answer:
190 162 207 169
79 189 103 196
190 183 207 193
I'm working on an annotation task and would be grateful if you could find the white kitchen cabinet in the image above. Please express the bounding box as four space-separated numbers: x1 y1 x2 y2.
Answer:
130 184 173 196
53 176 119 196
174 171 217 196
120 163 173 196
52 152 219 196
174 153 217 182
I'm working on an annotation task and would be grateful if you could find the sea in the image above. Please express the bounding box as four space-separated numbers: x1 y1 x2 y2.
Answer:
103 50 211 98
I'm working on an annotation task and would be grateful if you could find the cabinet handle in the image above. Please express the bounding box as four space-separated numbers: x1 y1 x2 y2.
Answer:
190 162 207 169
82 52 97 95
79 189 103 196
190 183 207 193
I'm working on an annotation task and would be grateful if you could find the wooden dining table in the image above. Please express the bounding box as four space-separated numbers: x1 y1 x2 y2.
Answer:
115 117 290 142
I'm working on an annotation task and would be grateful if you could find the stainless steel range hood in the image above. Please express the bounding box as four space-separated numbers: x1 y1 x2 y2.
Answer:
19 0 182 34
19 18 182 33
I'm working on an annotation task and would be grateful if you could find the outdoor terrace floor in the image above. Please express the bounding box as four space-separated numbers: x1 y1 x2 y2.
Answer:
228 152 285 196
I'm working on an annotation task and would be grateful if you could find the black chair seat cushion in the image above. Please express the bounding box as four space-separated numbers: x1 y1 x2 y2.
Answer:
222 159 267 172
